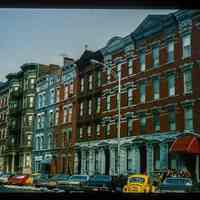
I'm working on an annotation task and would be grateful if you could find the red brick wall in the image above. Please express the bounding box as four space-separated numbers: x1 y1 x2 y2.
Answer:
192 19 200 60
160 113 169 132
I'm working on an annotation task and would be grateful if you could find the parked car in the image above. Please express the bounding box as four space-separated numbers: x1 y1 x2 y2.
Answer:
0 173 15 184
47 174 70 189
159 177 193 193
123 174 156 193
63 175 89 192
86 175 113 192
8 174 32 186
34 174 49 188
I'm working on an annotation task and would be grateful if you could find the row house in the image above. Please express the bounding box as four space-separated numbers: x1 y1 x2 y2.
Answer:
32 57 77 176
0 82 9 172
5 63 60 174
59 57 77 175
74 9 200 182
52 57 76 175
74 50 104 175
32 67 61 174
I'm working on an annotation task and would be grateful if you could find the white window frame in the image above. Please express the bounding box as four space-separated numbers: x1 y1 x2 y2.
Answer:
182 34 191 59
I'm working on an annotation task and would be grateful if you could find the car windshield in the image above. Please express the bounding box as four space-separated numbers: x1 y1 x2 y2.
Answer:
164 178 192 185
69 176 87 181
128 177 145 184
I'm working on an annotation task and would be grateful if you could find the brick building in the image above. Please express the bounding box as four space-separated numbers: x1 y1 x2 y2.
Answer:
74 10 200 182
74 50 104 175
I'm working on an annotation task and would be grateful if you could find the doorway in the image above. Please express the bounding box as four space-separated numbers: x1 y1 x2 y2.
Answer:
77 151 81 174
105 148 110 175
139 144 147 174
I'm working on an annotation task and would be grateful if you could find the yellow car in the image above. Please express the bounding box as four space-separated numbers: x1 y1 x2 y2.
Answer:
123 174 156 193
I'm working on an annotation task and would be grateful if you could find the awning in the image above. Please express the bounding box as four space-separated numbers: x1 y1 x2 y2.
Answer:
170 135 200 154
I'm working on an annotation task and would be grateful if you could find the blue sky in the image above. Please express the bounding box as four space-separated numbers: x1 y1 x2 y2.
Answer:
0 9 175 80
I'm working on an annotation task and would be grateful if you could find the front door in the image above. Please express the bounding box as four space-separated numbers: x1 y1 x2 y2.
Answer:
105 148 110 175
139 144 147 174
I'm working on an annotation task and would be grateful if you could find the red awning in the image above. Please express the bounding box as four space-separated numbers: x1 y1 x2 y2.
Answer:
170 135 200 154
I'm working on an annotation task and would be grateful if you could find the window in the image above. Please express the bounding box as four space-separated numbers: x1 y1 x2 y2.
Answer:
168 74 175 96
96 97 101 113
35 161 41 173
169 109 176 131
88 126 92 137
80 102 83 117
79 128 83 138
140 52 145 72
56 88 60 102
96 124 100 136
41 114 45 128
184 106 193 130
89 75 93 90
97 71 101 87
105 123 110 136
41 136 44 150
127 88 133 106
64 107 68 123
28 115 33 126
30 78 35 89
183 70 192 94
68 107 72 122
50 89 55 105
127 58 133 75
64 85 68 100
139 82 146 103
49 111 54 126
167 41 174 63
106 95 110 111
42 93 46 107
48 134 52 149
152 110 160 132
127 118 132 136
55 110 59 125
80 78 84 92
88 100 92 115
182 35 191 58
25 154 31 167
29 96 34 108
37 115 41 129
69 83 73 94
140 113 146 133
27 135 31 146
152 77 160 100
107 67 112 81
152 46 159 67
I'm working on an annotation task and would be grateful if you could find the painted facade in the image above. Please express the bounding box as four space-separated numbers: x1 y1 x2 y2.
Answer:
74 10 200 182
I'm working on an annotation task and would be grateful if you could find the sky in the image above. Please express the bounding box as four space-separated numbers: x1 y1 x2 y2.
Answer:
0 9 176 81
